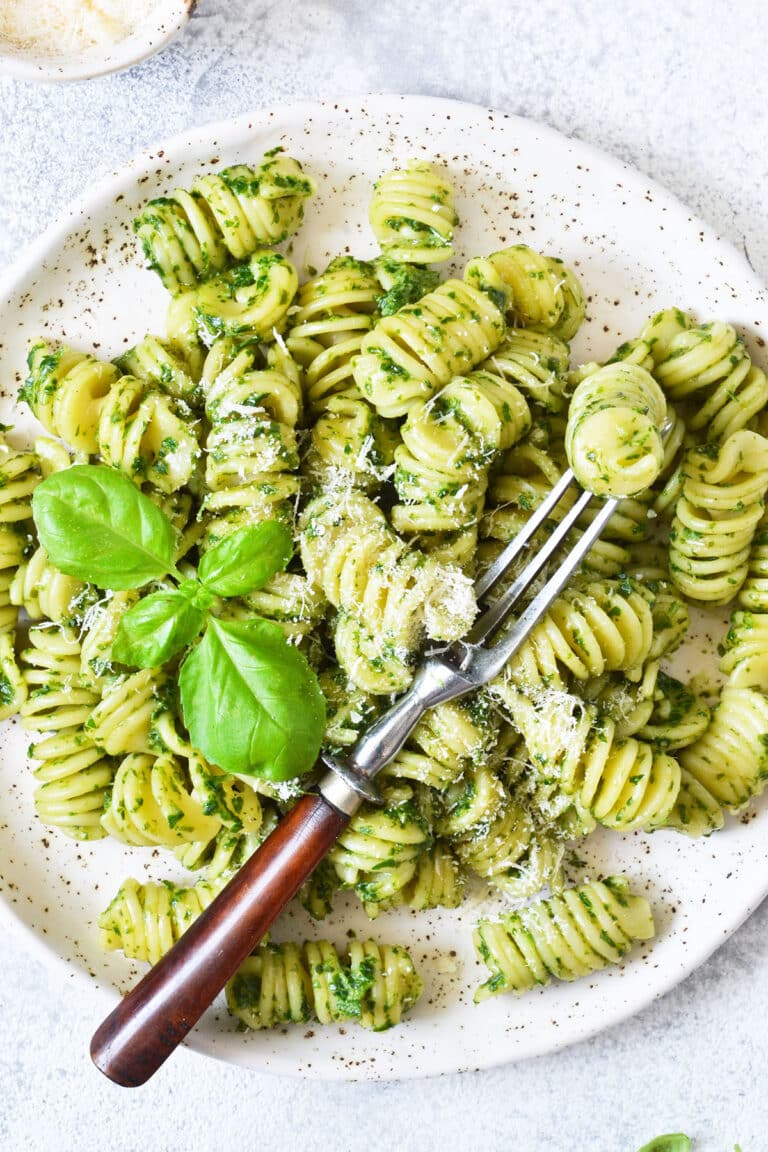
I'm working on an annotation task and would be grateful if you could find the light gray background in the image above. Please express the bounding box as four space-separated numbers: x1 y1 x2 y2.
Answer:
1 3 766 1150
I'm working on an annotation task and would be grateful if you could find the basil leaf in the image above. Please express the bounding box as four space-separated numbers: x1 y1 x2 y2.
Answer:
32 465 175 589
197 521 293 598
636 1137 692 1152
112 590 207 668
179 617 325 779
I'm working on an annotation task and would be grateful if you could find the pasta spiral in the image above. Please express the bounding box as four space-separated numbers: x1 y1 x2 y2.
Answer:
669 430 768 603
203 359 302 544
176 821 275 882
300 491 476 692
328 785 431 907
465 244 586 341
369 159 457 264
680 685 768 810
662 768 725 837
202 354 324 637
637 672 711 750
188 252 299 345
739 507 768 611
404 843 464 912
10 545 90 626
116 334 200 407
502 577 655 694
0 443 40 523
565 363 667 496
386 697 499 789
506 689 681 832
87 668 174 757
20 625 114 840
644 309 767 441
304 395 398 494
437 763 563 897
473 876 654 1001
101 749 263 849
485 327 571 412
286 257 380 414
0 523 31 636
22 342 119 454
352 279 506 418
574 725 681 831
99 875 225 965
24 342 199 492
391 370 531 537
227 938 422 1032
134 150 314 293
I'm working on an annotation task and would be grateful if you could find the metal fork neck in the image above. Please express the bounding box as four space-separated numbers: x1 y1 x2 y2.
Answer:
318 655 477 812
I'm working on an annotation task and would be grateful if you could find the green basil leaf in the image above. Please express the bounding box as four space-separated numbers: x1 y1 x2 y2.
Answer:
112 590 206 668
32 464 175 589
636 1137 692 1152
197 521 293 598
179 616 325 779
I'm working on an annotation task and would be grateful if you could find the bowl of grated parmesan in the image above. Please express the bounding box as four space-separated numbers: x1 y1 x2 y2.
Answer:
0 0 193 82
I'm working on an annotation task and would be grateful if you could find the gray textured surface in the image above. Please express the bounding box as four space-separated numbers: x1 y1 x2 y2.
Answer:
1 3 767 1150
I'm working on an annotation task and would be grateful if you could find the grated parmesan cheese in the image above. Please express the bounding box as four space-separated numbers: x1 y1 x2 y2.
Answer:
0 0 160 58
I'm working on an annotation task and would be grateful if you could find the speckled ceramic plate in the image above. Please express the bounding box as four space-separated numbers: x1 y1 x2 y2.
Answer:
1 96 767 1082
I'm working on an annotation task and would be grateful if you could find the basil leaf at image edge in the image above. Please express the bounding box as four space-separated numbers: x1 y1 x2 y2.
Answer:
32 465 176 589
179 616 325 780
112 590 207 669
197 520 293 598
635 1137 692 1152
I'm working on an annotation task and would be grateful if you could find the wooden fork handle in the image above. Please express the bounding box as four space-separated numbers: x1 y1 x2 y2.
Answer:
90 790 351 1087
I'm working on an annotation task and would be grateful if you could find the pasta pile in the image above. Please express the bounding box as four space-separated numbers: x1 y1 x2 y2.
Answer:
4 149 768 1033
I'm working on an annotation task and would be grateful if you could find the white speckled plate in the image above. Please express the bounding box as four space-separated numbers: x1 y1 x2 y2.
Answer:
1 96 767 1082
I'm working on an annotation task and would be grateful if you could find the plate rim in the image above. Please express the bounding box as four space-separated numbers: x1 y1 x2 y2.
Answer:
2 93 767 1081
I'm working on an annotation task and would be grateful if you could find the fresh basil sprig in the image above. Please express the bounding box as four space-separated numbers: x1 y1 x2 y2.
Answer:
31 464 323 781
180 617 325 780
112 522 293 669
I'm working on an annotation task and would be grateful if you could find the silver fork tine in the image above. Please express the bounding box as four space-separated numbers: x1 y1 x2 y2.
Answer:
474 468 579 601
466 478 593 646
468 493 620 683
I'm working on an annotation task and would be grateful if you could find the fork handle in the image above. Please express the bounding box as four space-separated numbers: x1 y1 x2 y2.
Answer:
90 788 353 1087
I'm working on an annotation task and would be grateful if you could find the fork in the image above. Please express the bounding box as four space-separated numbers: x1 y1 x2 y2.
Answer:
90 464 632 1085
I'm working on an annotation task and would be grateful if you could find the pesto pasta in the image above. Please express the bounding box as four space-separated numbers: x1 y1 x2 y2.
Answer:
474 876 654 1000
669 430 768 603
226 938 422 1032
134 149 315 294
565 363 667 497
6 147 768 1047
369 159 457 264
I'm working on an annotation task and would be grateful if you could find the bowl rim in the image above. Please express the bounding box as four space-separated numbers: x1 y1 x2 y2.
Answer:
0 0 192 83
